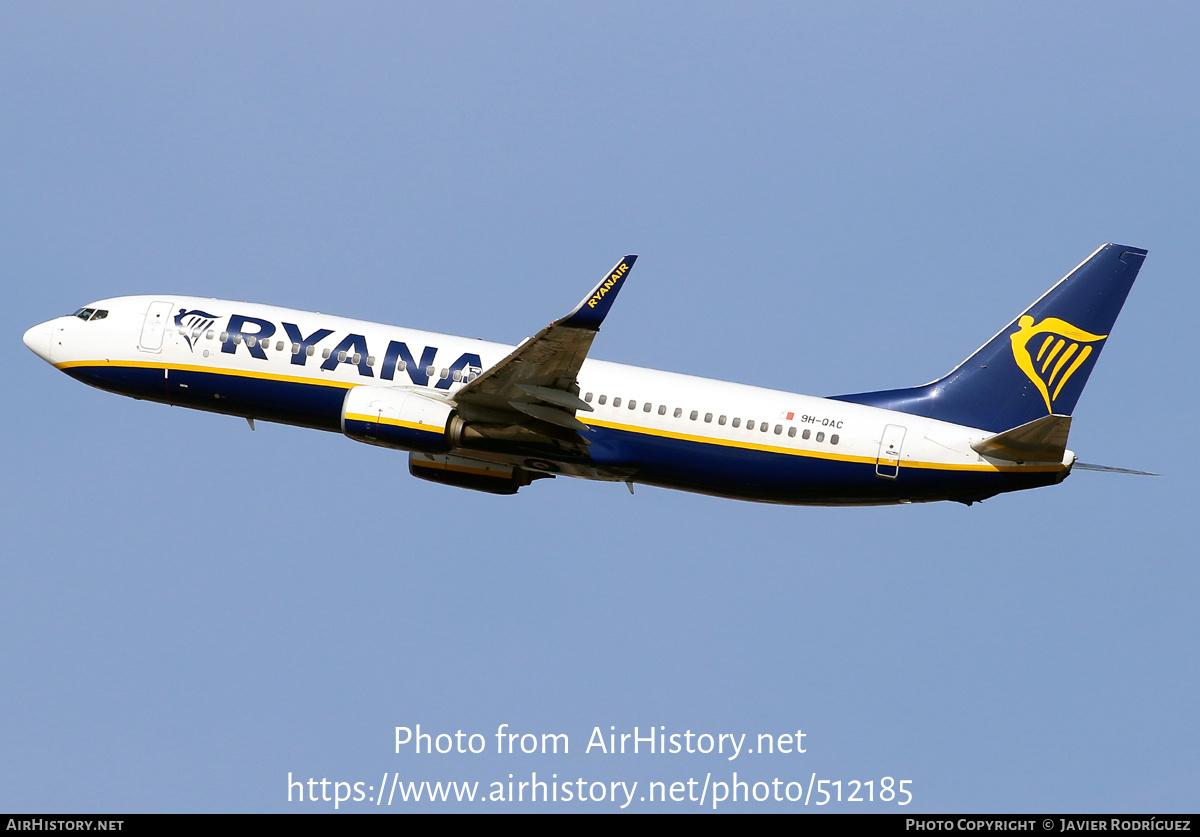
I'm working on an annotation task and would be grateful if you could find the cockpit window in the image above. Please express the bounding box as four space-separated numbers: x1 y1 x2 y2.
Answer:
72 308 108 322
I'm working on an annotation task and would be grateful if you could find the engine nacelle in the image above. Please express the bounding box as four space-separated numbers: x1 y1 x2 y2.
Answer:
341 385 454 453
409 452 549 495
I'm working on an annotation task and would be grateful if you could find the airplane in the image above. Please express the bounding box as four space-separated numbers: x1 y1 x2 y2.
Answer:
22 244 1150 505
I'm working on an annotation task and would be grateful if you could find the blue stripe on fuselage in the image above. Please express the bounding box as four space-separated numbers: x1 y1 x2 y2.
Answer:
582 424 1062 504
63 363 347 431
62 362 1064 504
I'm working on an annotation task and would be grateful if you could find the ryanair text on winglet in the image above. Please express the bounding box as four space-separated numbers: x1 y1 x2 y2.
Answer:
587 262 629 309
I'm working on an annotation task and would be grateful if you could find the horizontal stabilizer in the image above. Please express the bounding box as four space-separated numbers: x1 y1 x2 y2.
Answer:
1074 462 1159 476
971 414 1072 463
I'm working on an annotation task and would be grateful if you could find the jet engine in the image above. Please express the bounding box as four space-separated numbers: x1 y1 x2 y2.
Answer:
341 385 454 453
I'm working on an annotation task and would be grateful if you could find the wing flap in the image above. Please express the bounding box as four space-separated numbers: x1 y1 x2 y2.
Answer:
509 401 590 431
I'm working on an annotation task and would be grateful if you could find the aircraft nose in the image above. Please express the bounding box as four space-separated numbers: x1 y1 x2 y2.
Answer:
23 320 54 363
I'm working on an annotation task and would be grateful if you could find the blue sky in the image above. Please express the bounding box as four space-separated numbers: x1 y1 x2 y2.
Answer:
2 3 1196 812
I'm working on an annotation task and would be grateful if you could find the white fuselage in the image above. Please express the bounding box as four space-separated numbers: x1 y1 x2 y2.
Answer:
23 295 1072 505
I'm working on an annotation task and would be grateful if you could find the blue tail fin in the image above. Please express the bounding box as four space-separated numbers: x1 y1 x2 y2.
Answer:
831 244 1148 432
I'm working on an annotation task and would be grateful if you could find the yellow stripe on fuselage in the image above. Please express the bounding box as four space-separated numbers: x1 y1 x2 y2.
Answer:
586 418 1065 474
55 358 359 390
60 360 1065 475
344 412 443 434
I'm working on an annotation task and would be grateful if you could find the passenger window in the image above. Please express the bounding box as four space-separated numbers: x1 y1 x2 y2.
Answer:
628 400 636 410
276 340 284 351
831 434 839 445
350 353 360 365
747 420 755 430
292 343 301 354
337 351 347 362
585 393 593 403
598 395 607 405
644 402 652 412
452 369 461 381
704 412 713 423
718 415 726 426
816 432 825 442
689 410 698 421
774 424 782 435
613 397 622 408
206 331 214 340
673 408 682 418
658 405 666 415
219 332 229 343
761 423 769 433
396 359 406 370
788 426 797 438
732 418 741 428
440 368 449 379
322 348 331 359
307 345 316 357
802 429 811 440
233 334 243 345
367 355 376 367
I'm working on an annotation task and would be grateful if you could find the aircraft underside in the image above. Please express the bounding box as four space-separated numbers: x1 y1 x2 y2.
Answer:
64 362 1066 506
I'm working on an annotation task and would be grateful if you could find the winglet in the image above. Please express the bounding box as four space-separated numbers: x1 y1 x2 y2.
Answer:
558 255 637 330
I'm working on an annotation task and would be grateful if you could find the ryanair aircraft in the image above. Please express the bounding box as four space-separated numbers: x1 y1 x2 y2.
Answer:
23 244 1149 505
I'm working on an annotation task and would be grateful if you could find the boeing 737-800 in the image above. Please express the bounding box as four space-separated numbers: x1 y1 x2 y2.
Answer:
23 244 1148 504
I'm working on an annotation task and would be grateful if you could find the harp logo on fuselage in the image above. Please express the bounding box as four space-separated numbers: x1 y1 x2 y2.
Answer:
174 308 218 352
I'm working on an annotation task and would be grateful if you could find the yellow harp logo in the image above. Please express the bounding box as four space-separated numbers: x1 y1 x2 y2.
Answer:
1010 315 1108 413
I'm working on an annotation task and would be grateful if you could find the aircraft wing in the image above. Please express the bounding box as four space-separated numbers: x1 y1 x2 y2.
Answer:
450 256 636 442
